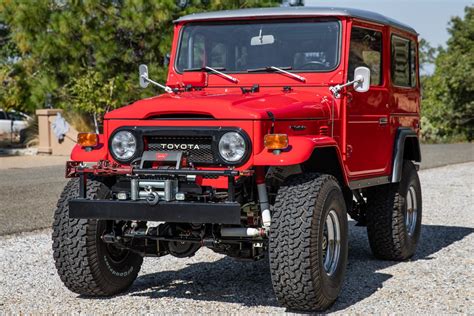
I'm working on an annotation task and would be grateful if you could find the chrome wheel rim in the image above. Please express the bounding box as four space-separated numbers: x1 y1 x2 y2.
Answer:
405 185 418 236
322 209 341 276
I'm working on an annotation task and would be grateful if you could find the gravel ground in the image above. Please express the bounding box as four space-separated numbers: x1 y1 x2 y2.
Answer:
0 162 473 314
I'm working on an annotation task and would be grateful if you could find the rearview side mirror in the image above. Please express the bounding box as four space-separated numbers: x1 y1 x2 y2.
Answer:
353 66 370 93
138 64 173 93
139 64 149 88
163 53 170 67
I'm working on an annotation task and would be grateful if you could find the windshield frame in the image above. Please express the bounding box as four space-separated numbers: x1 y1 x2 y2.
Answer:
174 18 342 75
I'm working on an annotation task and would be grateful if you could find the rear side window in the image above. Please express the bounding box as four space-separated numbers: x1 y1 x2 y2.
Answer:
0 111 7 120
391 36 417 87
348 27 383 85
410 41 417 87
8 112 24 121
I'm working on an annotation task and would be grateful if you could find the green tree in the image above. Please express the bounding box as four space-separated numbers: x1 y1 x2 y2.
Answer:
0 0 279 118
419 38 437 71
421 6 473 142
0 6 30 112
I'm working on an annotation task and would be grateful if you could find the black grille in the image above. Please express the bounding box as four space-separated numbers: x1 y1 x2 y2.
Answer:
146 136 215 164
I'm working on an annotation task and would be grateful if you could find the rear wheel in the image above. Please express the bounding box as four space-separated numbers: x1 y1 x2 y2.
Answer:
366 160 422 260
269 173 348 311
52 178 143 296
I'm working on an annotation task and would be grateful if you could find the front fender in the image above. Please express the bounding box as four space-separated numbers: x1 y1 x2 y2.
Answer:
253 136 339 166
70 134 108 162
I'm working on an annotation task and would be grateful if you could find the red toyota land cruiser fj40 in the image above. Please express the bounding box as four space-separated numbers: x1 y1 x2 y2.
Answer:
52 7 422 311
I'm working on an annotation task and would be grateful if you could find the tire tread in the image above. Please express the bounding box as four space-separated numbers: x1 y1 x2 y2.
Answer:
52 178 142 296
366 161 421 260
269 173 346 311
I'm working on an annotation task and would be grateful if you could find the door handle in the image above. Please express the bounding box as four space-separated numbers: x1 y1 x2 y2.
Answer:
379 117 388 125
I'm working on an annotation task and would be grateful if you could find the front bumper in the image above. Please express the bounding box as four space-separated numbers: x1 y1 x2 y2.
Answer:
67 160 252 224
69 199 241 224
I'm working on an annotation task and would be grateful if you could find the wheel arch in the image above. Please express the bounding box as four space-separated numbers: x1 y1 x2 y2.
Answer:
391 127 421 183
302 146 352 209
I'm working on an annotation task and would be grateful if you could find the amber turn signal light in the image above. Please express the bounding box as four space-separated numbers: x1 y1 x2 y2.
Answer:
264 134 289 150
77 133 98 147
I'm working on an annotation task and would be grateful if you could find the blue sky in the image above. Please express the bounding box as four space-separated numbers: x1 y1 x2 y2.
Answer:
305 0 472 48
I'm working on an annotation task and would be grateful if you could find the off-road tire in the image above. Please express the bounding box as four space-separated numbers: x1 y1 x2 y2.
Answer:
52 178 143 296
269 173 348 311
366 160 422 260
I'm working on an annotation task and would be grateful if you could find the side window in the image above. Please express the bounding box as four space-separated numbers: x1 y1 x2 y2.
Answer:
0 111 7 120
8 112 23 121
177 33 205 70
391 36 418 87
391 36 411 87
410 40 417 88
348 27 383 85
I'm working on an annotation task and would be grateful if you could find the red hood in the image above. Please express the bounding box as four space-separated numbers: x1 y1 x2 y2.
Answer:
104 89 333 120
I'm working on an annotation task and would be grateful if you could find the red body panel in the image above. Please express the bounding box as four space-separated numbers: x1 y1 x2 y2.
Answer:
104 90 331 120
71 14 420 188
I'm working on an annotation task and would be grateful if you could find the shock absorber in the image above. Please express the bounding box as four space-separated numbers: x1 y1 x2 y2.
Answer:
256 167 271 232
220 167 272 237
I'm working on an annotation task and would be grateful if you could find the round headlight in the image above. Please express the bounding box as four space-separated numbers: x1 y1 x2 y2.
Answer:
111 131 137 161
218 132 246 162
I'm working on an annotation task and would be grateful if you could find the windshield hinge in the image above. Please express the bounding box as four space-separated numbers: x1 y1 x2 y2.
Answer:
241 84 260 94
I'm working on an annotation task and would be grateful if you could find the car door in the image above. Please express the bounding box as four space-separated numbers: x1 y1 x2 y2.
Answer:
345 24 392 178
9 112 28 133
0 111 12 135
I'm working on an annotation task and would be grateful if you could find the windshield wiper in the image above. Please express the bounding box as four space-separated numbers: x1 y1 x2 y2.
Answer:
247 66 292 72
183 66 225 72
183 66 238 83
247 66 306 82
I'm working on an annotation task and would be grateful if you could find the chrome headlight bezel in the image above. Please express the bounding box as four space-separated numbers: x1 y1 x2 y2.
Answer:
109 130 141 163
218 131 250 164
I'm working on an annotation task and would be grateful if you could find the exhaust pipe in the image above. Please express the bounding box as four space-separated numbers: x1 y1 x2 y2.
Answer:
220 227 266 237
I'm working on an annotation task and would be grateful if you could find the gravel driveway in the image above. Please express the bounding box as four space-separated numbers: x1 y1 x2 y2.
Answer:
0 162 473 314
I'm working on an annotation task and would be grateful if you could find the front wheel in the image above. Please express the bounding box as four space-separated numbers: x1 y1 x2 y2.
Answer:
269 173 348 311
52 178 143 296
366 160 422 260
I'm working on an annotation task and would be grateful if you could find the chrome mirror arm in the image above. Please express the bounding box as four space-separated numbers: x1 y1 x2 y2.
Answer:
140 75 173 93
329 76 364 98
139 64 173 93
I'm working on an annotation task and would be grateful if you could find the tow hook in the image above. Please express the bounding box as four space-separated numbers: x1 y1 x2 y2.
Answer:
146 191 160 205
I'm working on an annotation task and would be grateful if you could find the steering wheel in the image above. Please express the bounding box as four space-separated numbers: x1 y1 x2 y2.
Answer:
299 61 328 70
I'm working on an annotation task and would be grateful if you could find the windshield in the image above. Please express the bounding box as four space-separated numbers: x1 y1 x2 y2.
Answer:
176 19 340 73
